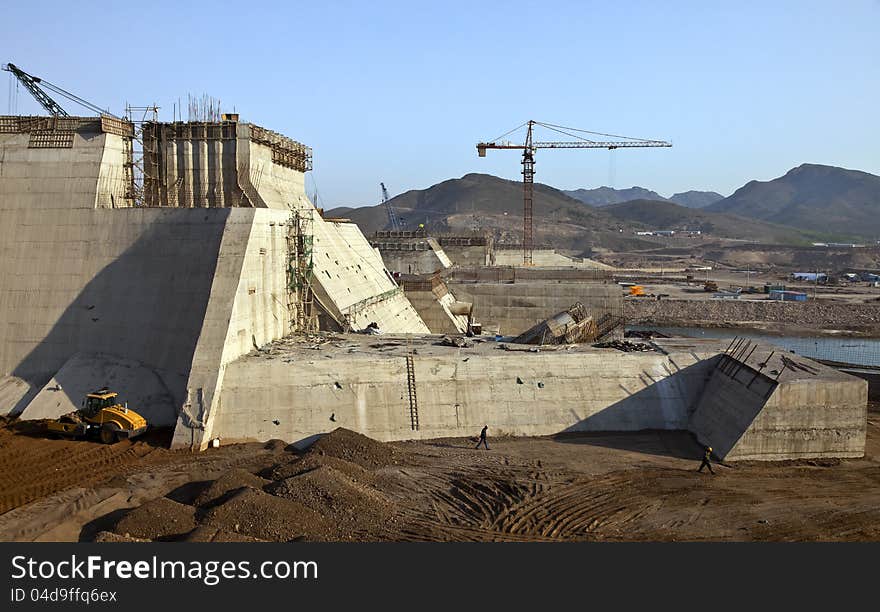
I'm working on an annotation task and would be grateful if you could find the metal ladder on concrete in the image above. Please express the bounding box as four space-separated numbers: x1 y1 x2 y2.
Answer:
405 353 419 431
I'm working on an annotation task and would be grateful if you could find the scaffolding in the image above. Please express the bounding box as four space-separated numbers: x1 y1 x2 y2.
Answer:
123 104 159 206
288 208 318 333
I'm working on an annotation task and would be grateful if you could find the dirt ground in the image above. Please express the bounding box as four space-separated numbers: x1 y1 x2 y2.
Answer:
1 406 880 542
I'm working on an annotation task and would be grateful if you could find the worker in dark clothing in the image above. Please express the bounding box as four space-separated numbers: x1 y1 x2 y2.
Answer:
698 446 715 474
475 425 489 450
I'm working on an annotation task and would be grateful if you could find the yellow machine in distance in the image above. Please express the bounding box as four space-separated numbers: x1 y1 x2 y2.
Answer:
46 388 148 444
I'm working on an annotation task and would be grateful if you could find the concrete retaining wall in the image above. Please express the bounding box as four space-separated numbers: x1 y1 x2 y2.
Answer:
690 353 868 460
212 348 717 445
448 281 621 336
493 249 612 269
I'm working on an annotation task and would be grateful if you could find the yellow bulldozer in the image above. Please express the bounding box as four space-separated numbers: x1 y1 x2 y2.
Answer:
46 388 148 444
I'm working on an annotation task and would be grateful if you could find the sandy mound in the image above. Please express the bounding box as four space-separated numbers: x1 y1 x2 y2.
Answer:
201 486 330 541
267 465 389 517
194 469 271 507
260 453 374 483
114 497 197 541
183 524 265 542
307 428 402 469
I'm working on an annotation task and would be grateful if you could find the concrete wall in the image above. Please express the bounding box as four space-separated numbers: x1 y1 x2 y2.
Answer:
447 281 622 336
373 237 452 276
441 245 489 267
690 352 868 460
493 249 612 269
212 348 718 445
172 208 292 448
310 222 429 333
0 204 290 425
405 282 469 335
143 121 310 210
0 122 127 210
242 128 308 210
379 249 447 276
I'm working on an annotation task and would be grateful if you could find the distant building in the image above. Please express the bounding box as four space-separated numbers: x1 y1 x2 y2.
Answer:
791 272 827 282
769 290 808 302
635 230 676 237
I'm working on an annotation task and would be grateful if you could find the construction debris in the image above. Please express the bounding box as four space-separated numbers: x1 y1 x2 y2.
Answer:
625 329 671 340
437 335 473 348
593 340 656 353
513 302 600 345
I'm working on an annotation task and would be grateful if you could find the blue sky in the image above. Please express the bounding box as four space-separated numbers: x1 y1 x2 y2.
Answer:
3 1 878 207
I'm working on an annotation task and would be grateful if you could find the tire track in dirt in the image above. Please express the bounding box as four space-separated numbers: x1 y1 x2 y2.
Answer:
0 427 178 515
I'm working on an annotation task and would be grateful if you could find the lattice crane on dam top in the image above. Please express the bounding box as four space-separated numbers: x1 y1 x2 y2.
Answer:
381 182 403 231
476 120 671 265
3 62 119 118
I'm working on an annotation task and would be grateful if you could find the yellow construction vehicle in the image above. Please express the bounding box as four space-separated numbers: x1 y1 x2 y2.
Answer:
629 285 646 297
46 389 148 443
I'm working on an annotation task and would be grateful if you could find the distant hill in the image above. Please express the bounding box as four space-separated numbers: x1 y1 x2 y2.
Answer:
325 173 661 252
325 173 814 252
668 190 724 208
564 186 666 206
323 205 354 217
328 173 613 238
706 164 880 239
603 199 808 243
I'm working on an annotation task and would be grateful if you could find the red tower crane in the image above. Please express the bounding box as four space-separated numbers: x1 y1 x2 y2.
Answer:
477 120 671 265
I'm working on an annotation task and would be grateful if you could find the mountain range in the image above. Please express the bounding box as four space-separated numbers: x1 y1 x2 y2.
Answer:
325 164 880 246
563 186 724 208
705 163 880 239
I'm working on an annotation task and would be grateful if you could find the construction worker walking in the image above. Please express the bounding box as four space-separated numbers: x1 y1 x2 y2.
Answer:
698 446 715 475
475 425 490 450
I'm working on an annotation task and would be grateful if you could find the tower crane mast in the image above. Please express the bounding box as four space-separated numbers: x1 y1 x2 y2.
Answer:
477 120 671 265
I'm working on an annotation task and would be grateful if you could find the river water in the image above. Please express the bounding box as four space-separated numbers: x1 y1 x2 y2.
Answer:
627 325 880 368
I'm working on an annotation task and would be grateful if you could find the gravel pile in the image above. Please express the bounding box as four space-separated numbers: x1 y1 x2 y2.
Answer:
260 453 375 483
201 486 330 541
267 465 389 517
114 497 197 541
193 469 271 507
307 427 404 469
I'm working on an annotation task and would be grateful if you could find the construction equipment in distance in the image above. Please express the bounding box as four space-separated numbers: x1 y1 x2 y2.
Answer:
46 389 148 444
381 182 402 231
3 62 117 118
476 120 671 265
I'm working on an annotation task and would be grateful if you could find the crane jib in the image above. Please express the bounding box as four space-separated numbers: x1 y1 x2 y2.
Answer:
475 120 672 265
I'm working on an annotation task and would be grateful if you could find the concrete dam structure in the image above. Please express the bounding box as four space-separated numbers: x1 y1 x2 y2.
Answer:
0 114 868 460
213 335 866 461
0 114 427 450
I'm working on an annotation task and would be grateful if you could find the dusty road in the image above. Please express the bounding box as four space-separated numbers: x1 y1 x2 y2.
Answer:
1 406 879 542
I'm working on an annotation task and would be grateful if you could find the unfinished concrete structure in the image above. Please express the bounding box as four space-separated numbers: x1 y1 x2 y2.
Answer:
372 231 612 272
370 230 455 275
690 344 866 460
0 114 427 451
209 335 866 461
0 114 868 460
440 270 622 337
